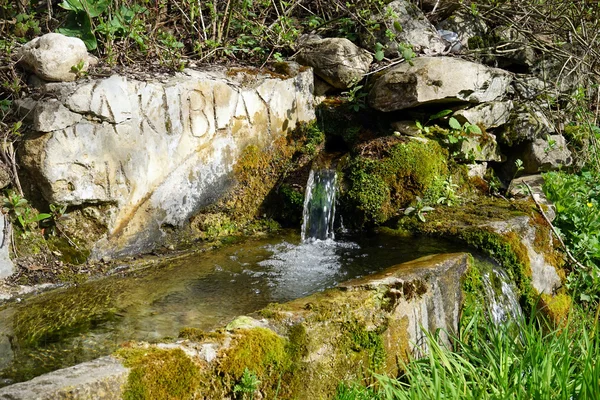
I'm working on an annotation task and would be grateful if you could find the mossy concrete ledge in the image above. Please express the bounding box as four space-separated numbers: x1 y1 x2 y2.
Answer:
0 356 128 400
0 253 469 399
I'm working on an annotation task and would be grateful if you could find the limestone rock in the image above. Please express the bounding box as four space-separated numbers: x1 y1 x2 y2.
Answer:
418 0 460 20
486 216 561 295
467 162 487 179
0 214 13 279
498 105 555 146
508 174 556 222
32 99 82 132
457 132 503 162
368 57 512 112
360 0 446 57
0 164 11 190
521 134 573 173
19 69 315 259
496 27 537 68
0 253 469 398
437 9 488 49
391 120 422 136
296 37 372 89
0 356 128 399
453 101 513 129
15 33 97 82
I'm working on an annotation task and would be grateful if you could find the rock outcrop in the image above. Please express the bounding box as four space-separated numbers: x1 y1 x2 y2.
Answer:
368 56 512 112
360 0 446 56
18 69 315 258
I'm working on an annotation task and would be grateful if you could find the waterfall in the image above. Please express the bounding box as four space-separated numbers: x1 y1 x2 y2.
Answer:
480 261 523 324
301 169 337 242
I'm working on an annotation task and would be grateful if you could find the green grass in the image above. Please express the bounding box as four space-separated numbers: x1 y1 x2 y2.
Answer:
336 307 600 400
543 170 600 305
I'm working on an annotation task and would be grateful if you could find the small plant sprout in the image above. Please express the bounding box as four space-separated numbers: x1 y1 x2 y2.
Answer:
437 177 461 206
404 196 435 222
233 368 261 400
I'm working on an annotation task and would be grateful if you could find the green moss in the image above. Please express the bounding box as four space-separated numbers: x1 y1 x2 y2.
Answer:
218 327 293 398
220 328 290 379
342 138 448 225
540 292 572 327
347 324 386 371
116 347 200 400
178 327 225 343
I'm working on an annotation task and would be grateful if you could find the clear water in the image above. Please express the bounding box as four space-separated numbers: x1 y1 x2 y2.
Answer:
478 258 523 324
301 169 337 241
0 231 461 386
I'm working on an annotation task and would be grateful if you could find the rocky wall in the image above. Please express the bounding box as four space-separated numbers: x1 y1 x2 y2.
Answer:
17 68 315 259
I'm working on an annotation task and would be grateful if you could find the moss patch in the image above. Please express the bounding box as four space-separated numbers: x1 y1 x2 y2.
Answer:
540 292 572 327
117 347 200 400
341 137 448 225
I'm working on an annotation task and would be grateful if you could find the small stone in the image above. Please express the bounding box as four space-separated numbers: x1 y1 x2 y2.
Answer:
15 33 97 82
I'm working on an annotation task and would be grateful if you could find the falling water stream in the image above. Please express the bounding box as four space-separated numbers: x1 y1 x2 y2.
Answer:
301 169 337 241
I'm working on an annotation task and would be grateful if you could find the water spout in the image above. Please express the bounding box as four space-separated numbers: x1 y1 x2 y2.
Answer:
481 262 523 324
301 169 337 242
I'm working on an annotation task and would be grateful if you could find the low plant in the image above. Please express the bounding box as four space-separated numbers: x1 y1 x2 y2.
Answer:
335 306 600 399
2 190 51 234
404 196 434 222
233 368 261 400
543 169 600 304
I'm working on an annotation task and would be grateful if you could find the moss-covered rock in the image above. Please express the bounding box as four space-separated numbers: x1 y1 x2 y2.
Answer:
341 137 448 225
116 347 200 400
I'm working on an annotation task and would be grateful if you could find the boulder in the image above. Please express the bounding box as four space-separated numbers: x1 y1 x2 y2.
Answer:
521 134 573 173
453 101 513 129
0 356 128 400
360 0 446 57
466 162 487 179
418 0 460 20
15 33 97 82
31 99 82 132
437 9 488 50
495 27 537 68
508 174 556 222
18 69 315 259
368 56 512 112
296 37 372 89
457 132 503 162
497 104 555 146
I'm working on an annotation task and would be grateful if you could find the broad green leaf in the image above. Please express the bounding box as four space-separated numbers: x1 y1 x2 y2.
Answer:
429 109 453 120
466 124 482 134
57 12 97 50
374 49 385 61
393 20 402 32
449 117 462 130
34 213 52 222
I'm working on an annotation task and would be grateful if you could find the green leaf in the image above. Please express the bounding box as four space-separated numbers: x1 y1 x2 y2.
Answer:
34 213 52 222
393 20 402 33
429 109 453 121
449 117 462 130
466 124 482 134
57 12 97 50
